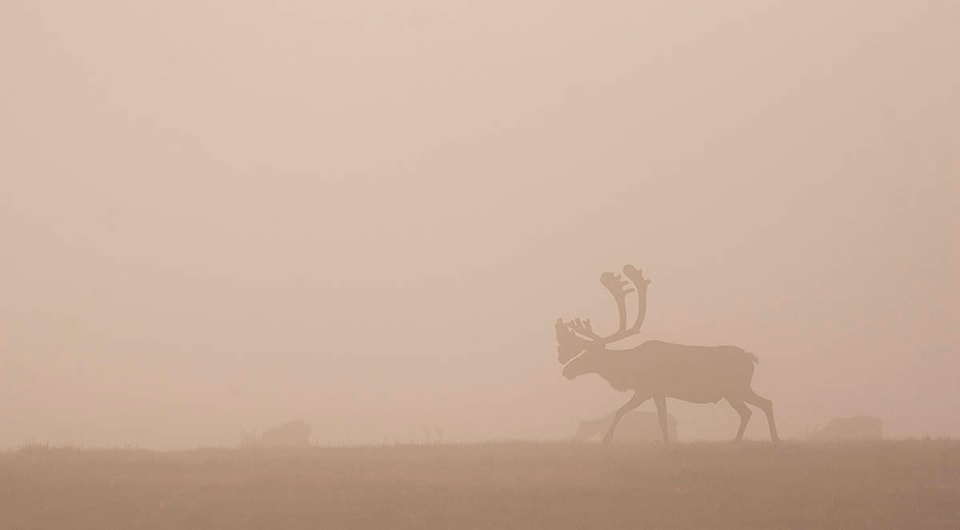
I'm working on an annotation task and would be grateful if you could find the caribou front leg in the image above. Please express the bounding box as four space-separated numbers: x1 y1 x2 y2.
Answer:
603 392 650 443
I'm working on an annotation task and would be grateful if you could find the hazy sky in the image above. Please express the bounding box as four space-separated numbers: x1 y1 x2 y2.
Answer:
2 1 957 448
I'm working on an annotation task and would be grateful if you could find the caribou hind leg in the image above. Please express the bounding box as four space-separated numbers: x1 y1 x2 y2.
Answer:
726 398 752 441
743 389 780 442
603 392 650 443
653 395 671 443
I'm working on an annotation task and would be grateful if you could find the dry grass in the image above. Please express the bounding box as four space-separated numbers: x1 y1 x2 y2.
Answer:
1 440 958 529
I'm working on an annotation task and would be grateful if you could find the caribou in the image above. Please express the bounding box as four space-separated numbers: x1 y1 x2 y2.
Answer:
240 420 312 448
556 265 779 443
573 410 678 443
810 416 882 442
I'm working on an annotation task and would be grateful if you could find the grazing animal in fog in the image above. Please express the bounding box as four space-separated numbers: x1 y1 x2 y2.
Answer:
432 424 443 444
556 265 779 443
421 424 445 444
573 410 678 443
240 420 311 448
810 416 882 442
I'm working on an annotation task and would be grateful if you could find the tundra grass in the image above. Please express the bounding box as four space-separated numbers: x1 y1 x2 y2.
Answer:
1 440 957 529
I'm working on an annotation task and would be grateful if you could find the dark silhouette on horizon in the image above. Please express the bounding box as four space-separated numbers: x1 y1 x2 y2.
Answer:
809 416 882 442
556 265 780 443
422 424 444 444
573 410 678 443
239 420 312 448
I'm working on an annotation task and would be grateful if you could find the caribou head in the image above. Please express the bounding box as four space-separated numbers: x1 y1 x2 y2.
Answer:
556 265 650 373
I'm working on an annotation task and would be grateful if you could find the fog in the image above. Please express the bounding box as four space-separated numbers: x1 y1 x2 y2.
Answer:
2 1 957 449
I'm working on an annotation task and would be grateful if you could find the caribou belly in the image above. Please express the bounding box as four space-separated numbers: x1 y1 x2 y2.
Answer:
666 389 725 404
652 371 733 403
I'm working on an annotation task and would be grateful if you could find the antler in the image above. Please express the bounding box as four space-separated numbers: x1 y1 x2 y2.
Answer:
556 318 589 363
622 264 651 334
560 266 652 347
567 318 600 340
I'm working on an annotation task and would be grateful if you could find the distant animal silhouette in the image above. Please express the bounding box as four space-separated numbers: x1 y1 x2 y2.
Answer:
556 265 779 443
809 416 882 442
421 424 444 444
240 421 311 448
573 410 677 443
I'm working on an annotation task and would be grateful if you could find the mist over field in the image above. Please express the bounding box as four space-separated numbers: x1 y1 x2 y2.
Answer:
2 1 958 451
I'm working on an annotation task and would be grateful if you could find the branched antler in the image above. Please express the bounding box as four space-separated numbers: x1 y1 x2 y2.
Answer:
600 271 634 333
556 265 652 362
622 264 651 334
556 318 586 361
567 318 600 340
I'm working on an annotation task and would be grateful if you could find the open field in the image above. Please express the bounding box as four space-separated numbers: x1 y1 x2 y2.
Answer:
1 441 958 530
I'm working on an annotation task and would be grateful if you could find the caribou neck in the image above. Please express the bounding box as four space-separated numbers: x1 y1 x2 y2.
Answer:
588 348 642 392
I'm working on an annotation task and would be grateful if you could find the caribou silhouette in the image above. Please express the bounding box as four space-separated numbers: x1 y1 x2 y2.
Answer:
556 265 779 443
573 410 677 443
240 420 312 448
421 424 444 444
810 416 882 442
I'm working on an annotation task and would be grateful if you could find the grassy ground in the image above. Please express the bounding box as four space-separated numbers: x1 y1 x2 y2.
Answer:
1 440 958 529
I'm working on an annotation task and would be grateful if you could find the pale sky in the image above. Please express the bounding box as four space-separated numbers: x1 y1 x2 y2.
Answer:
1 1 957 448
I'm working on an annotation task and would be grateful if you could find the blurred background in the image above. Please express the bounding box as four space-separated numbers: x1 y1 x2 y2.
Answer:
1 1 957 448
